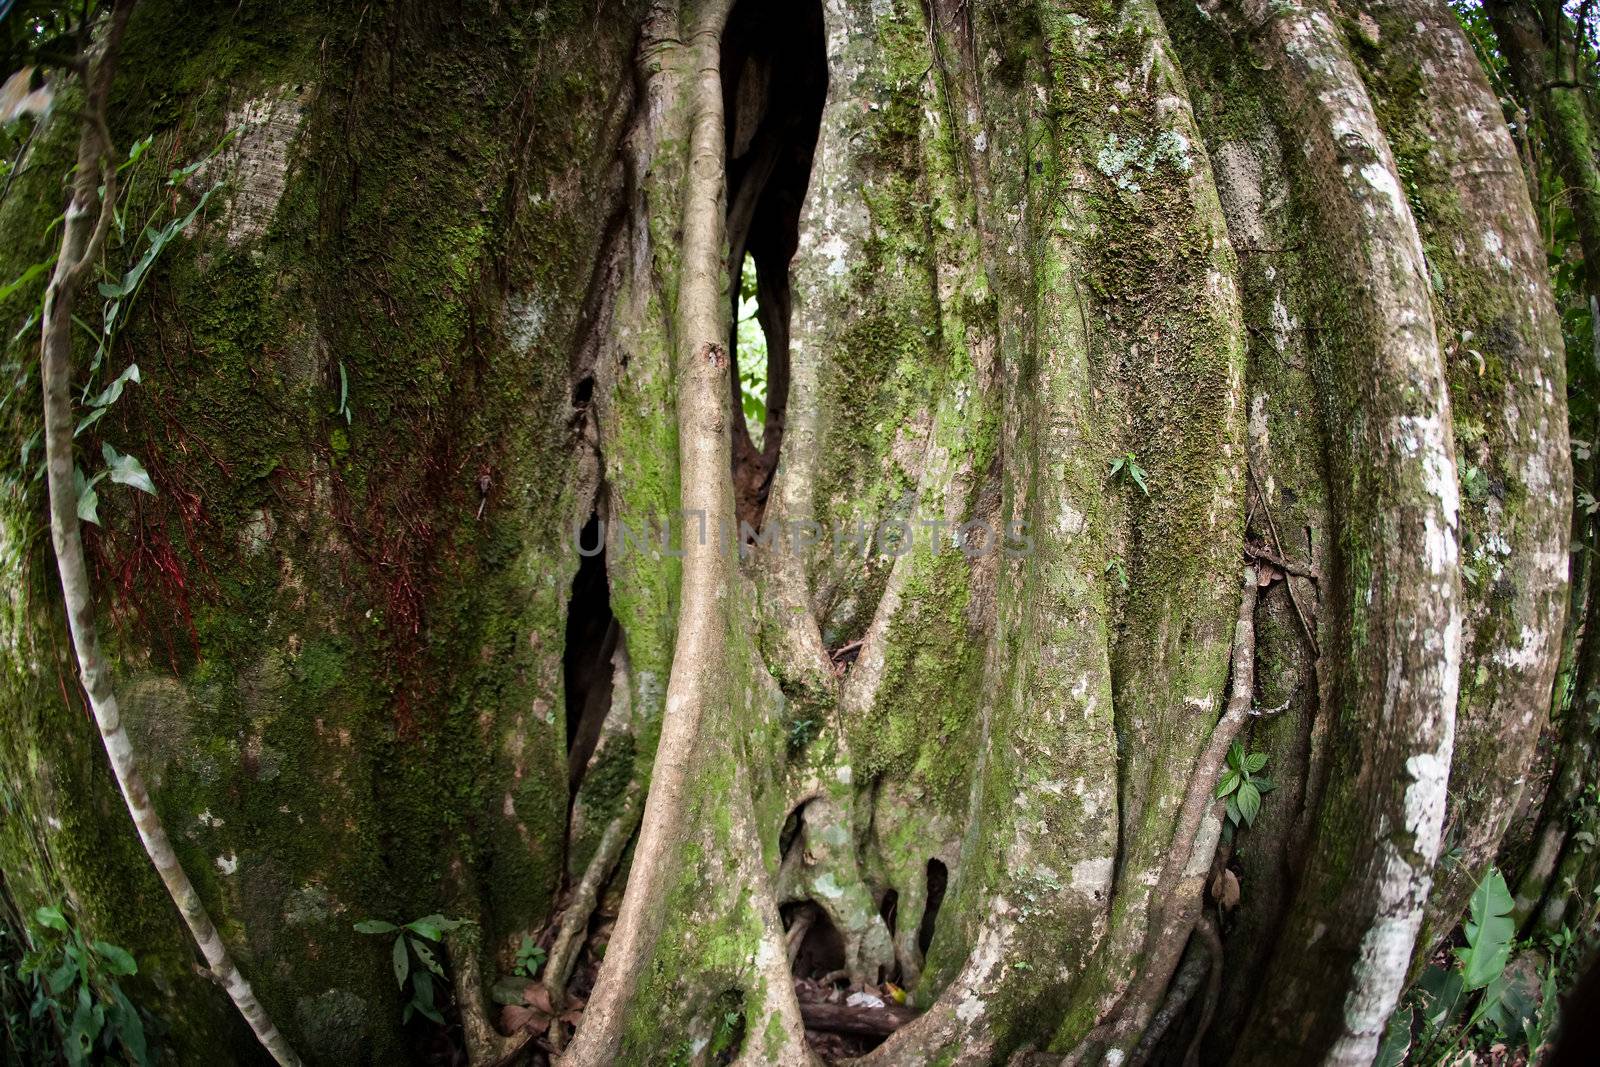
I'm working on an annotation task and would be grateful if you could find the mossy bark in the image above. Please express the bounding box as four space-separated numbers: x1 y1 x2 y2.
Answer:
0 0 1577 1064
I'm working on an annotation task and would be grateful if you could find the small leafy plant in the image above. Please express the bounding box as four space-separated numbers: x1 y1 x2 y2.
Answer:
512 935 546 979
17 905 153 1065
1214 740 1274 830
354 914 472 1025
1385 867 1557 1065
1455 866 1515 990
1109 452 1150 495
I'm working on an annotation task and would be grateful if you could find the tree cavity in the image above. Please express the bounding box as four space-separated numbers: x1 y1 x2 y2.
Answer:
564 512 619 795
721 0 826 530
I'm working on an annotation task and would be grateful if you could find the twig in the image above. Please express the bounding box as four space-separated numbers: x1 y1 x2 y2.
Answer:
1243 540 1319 580
1250 688 1296 718
1247 464 1320 659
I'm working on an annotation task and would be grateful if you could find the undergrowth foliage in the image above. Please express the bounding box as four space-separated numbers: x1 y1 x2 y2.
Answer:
353 915 472 1027
1 905 157 1066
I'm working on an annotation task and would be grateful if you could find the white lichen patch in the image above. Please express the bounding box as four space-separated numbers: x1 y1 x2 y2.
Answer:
1070 856 1115 899
1095 129 1192 193
215 851 239 875
502 292 551 353
201 87 311 245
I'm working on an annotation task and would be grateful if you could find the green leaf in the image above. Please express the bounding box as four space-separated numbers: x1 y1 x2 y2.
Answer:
412 969 444 1023
35 905 67 932
1215 770 1241 799
1374 1005 1411 1067
110 985 149 1065
46 957 78 995
391 935 409 989
1455 868 1515 990
67 985 99 1066
1245 752 1268 774
85 362 140 412
101 443 157 496
404 914 470 941
75 466 105 525
411 937 444 979
0 260 52 303
91 940 136 977
353 919 398 935
1127 459 1149 495
1418 964 1465 1033
1235 780 1261 826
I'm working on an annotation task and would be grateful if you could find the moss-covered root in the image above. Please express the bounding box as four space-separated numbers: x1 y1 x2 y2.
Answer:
1350 0 1571 959
1074 567 1259 1066
446 923 531 1066
1209 0 1463 1063
562 1 741 1061
1018 0 1247 1052
776 793 896 986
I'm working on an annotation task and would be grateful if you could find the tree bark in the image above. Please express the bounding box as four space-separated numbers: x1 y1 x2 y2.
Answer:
0 0 1576 1063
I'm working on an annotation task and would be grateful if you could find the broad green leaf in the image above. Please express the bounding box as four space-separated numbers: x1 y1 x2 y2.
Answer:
1215 770 1241 799
110 985 149 1065
1245 752 1268 774
353 919 397 935
1128 460 1149 495
101 443 157 496
1418 964 1465 1032
391 935 409 988
412 970 444 1024
91 940 136 977
46 957 78 995
67 985 98 1066
1235 780 1261 826
119 135 154 172
1455 868 1515 990
403 914 470 940
88 362 140 409
35 905 67 931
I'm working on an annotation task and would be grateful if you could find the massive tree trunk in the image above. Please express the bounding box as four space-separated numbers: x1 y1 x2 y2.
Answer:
0 0 1576 1064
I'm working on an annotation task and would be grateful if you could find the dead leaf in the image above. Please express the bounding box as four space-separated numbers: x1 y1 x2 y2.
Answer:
0 67 53 124
523 983 554 1015
501 1003 551 1035
1211 868 1241 910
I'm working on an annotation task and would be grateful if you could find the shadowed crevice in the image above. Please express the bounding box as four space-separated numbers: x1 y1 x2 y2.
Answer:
720 0 827 531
